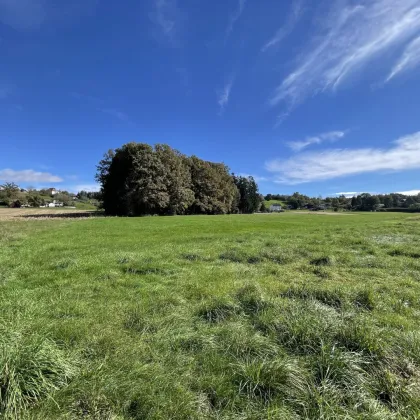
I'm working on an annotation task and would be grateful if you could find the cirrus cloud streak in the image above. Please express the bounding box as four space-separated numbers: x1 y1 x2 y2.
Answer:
270 0 420 111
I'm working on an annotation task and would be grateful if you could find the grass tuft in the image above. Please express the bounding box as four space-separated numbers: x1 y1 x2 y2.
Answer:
0 329 77 419
236 284 268 315
281 286 344 309
310 256 334 266
197 299 239 323
233 356 307 403
353 289 375 310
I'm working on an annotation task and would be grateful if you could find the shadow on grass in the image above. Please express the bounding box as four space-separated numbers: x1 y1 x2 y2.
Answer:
20 212 103 219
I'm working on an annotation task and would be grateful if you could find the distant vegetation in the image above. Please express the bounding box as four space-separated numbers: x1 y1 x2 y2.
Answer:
265 192 420 212
96 143 262 216
0 183 100 210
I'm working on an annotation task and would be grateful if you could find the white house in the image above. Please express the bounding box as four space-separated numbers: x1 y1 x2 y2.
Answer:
269 204 282 212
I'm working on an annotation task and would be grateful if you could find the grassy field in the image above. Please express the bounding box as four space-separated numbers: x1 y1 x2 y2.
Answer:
264 200 287 209
1 211 420 419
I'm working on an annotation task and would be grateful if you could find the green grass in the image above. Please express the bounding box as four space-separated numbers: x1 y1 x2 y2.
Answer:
1 212 420 419
73 201 98 210
264 200 287 208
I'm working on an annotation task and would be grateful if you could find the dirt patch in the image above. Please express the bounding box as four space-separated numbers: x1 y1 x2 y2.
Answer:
0 208 99 220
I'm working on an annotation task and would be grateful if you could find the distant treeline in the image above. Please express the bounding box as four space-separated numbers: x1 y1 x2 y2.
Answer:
0 184 100 208
265 192 420 212
96 143 262 216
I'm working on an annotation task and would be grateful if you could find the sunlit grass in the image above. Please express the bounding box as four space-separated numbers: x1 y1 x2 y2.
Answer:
1 212 420 418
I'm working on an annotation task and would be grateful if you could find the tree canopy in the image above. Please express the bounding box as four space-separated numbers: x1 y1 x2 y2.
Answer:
96 143 262 216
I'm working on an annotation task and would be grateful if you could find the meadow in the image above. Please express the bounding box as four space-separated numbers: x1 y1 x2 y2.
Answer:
1 210 420 419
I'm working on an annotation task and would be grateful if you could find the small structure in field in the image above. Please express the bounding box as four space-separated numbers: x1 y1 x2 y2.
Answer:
269 204 282 212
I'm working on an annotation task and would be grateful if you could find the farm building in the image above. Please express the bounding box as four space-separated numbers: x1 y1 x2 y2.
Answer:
269 204 282 212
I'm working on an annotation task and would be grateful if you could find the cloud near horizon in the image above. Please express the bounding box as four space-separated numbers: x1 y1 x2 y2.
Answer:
398 189 420 196
266 131 420 184
287 130 346 152
270 0 420 112
238 173 268 182
0 169 63 183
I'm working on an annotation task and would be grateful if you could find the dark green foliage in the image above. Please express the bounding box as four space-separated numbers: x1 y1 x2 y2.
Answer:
260 201 269 213
232 175 262 214
97 143 240 216
27 194 45 208
263 191 420 212
188 156 238 215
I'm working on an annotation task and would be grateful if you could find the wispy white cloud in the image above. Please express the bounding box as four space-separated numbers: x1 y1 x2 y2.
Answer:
71 92 130 123
150 0 183 45
100 108 130 122
0 169 63 183
175 67 191 95
266 131 420 184
217 79 234 114
238 173 268 182
0 0 98 31
0 84 14 99
270 0 420 111
225 0 246 41
386 36 420 82
0 0 46 30
287 130 346 152
70 91 103 105
262 0 304 52
73 183 100 193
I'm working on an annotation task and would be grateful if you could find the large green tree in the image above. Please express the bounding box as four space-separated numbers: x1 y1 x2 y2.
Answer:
0 182 20 206
232 175 261 214
97 143 240 216
189 157 238 215
155 145 194 215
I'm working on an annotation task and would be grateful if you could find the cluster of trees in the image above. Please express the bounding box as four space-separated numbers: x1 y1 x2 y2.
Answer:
264 192 420 212
96 143 262 216
0 183 99 208
0 183 56 208
350 193 420 211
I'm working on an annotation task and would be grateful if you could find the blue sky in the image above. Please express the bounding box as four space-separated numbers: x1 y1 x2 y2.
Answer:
1 0 420 196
